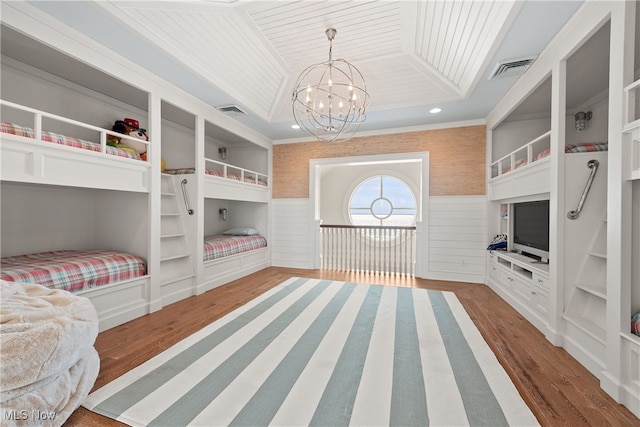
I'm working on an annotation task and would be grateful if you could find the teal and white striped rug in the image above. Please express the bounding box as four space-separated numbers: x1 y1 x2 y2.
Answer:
83 277 539 426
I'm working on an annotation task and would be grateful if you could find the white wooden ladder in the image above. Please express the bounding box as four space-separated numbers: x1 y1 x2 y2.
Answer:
564 217 608 342
159 174 195 300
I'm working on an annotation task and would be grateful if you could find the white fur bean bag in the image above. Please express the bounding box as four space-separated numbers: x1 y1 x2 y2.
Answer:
0 280 100 427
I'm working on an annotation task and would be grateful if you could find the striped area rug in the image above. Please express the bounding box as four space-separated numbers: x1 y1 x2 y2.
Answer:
83 277 539 426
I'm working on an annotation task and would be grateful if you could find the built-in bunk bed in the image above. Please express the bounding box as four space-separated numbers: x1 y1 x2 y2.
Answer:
160 105 270 298
489 132 608 200
488 6 640 418
0 26 154 332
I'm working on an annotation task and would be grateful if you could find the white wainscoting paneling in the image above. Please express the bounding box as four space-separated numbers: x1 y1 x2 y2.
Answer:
427 196 487 283
271 198 314 269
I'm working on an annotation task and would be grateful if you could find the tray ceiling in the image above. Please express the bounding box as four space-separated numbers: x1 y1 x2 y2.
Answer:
97 0 520 123
18 0 584 141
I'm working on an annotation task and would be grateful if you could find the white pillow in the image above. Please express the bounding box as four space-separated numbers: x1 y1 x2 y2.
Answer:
222 227 260 236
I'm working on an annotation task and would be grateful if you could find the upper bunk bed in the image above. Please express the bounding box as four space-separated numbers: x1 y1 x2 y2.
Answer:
0 26 154 193
161 103 270 203
488 54 610 203
164 158 269 203
1 100 151 192
488 128 608 201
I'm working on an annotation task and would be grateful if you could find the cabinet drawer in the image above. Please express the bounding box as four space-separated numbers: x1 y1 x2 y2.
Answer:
488 261 499 281
513 275 531 299
533 274 550 293
497 267 512 288
532 285 549 315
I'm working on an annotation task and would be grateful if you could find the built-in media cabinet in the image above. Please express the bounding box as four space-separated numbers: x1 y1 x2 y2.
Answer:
487 251 550 334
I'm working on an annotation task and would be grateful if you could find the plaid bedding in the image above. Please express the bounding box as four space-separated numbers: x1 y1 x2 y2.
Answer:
203 234 267 262
1 122 142 160
0 250 147 292
500 142 607 174
565 142 608 153
164 167 267 186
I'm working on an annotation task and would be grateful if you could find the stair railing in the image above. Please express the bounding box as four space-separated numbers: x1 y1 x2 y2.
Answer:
567 159 599 220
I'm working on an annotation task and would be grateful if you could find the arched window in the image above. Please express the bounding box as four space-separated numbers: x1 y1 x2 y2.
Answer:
349 175 417 226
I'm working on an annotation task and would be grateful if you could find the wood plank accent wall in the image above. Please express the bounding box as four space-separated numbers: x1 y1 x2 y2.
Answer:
273 125 486 198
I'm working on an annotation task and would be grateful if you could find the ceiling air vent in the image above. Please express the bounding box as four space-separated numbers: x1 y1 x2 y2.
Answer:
489 56 537 79
216 105 248 115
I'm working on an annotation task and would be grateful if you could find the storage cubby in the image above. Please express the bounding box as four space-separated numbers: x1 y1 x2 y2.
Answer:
162 101 197 170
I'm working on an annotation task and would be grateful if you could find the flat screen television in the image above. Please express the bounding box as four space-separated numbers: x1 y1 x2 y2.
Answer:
511 200 550 262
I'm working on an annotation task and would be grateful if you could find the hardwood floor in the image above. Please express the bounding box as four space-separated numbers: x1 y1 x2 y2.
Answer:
65 267 639 426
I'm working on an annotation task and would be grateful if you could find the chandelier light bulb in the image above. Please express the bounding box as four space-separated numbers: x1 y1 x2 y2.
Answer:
291 27 370 142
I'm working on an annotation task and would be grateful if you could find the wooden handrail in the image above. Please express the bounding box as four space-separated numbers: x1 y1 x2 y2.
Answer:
320 224 416 230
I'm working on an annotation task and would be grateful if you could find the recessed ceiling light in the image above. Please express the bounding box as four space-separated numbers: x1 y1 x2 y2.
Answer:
430 107 442 114
291 124 300 129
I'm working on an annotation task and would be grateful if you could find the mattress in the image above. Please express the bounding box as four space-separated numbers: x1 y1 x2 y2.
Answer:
0 250 147 292
203 234 267 262
1 122 142 160
164 167 268 186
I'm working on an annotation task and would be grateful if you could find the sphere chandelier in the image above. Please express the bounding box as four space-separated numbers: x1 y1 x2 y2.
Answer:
292 28 370 143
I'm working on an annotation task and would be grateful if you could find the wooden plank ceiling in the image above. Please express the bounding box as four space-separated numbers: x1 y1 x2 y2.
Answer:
99 0 520 123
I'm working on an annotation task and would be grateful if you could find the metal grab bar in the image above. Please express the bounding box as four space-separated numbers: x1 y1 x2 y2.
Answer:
567 159 599 220
181 179 194 215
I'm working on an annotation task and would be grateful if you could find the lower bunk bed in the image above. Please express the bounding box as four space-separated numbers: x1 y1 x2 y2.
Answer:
200 229 269 293
0 249 151 332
